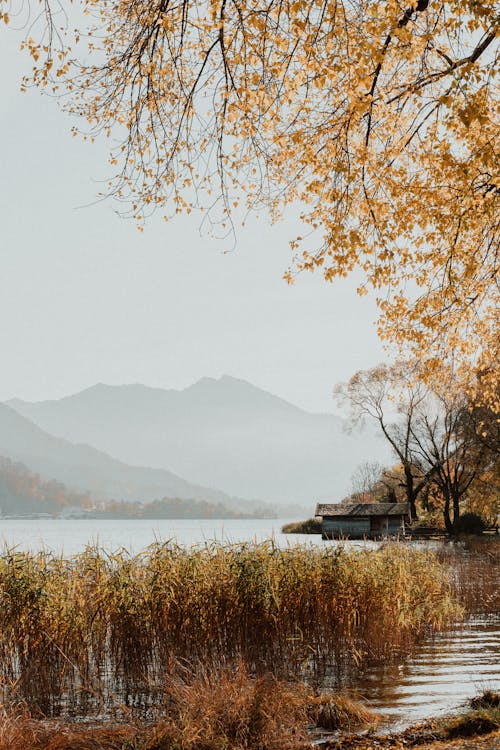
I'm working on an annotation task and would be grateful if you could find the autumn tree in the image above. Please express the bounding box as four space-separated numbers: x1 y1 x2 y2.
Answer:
408 387 489 532
3 0 499 396
465 467 500 526
335 362 434 519
456 392 500 525
378 464 416 505
338 362 499 530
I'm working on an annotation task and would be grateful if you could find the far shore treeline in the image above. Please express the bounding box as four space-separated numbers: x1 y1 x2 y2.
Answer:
0 457 273 519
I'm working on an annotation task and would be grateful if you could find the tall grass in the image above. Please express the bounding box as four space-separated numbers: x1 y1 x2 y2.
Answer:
0 542 459 716
434 537 500 615
0 666 379 750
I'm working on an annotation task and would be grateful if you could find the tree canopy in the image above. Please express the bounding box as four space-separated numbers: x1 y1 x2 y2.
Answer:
336 361 499 530
4 0 500 399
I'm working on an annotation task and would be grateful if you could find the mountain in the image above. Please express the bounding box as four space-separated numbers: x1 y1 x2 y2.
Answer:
0 403 268 511
8 377 390 504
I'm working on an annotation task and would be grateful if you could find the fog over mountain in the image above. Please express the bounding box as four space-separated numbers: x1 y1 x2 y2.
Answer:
8 376 390 504
0 403 267 512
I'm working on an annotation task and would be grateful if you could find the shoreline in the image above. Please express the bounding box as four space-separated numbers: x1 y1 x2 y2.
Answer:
321 730 500 750
1 699 498 750
319 691 500 749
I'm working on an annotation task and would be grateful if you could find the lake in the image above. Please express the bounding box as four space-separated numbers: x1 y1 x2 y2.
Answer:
347 614 500 728
0 517 333 554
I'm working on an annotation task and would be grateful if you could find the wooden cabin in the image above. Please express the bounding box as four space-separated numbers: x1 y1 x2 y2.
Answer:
315 502 410 540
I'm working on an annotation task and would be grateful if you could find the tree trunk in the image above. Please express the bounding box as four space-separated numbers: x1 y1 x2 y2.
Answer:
452 492 461 529
409 495 418 523
403 463 418 521
443 491 453 534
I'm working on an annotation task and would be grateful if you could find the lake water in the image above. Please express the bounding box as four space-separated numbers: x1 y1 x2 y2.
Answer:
0 517 331 554
348 615 500 729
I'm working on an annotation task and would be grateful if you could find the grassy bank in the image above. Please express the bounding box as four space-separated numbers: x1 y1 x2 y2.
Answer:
0 542 459 716
322 691 500 749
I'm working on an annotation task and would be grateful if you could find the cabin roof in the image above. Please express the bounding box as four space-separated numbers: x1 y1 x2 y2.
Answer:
315 502 409 517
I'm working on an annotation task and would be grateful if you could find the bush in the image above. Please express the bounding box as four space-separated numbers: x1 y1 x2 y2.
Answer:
453 512 487 535
281 518 321 534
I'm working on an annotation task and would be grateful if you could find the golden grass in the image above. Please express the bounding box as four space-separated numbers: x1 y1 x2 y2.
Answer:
281 518 322 534
0 542 459 716
0 666 377 750
433 537 500 614
309 693 378 732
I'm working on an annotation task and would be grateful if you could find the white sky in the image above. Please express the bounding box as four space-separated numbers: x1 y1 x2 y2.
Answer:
0 23 387 414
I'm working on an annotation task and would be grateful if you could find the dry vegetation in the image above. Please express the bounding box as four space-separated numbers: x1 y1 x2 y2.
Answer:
0 666 377 750
0 542 459 717
281 518 322 534
434 537 500 615
0 677 497 750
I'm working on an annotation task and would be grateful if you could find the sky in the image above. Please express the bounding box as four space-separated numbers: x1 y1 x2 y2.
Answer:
0 22 387 415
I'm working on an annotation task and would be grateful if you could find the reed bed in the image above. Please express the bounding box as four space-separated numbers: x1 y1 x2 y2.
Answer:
0 542 459 716
0 665 379 750
433 537 500 615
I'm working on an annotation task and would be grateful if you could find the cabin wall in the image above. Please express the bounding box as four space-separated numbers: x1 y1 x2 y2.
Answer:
388 517 404 534
322 515 405 539
322 517 370 539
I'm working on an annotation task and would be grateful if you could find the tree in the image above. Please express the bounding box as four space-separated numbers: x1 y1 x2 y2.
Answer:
453 391 500 526
408 387 488 532
465 468 500 527
335 362 434 519
338 362 499 531
4 0 499 398
348 460 385 504
413 376 499 531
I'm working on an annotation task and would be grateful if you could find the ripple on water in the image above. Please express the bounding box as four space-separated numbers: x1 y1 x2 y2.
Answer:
348 615 500 729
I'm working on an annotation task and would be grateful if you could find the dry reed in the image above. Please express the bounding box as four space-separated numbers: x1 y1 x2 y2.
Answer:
0 542 459 716
309 693 378 732
0 665 377 750
433 537 500 614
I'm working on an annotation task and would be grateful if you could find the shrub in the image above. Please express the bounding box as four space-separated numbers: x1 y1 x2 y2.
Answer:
309 693 378 731
470 691 500 710
453 512 487 535
281 518 322 534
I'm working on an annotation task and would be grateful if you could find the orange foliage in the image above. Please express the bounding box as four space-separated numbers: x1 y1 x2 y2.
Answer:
3 0 499 398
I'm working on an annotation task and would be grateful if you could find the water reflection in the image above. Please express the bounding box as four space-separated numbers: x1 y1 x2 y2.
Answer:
348 616 500 728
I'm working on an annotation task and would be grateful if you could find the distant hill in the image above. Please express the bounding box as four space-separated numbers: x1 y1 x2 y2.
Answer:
0 403 273 513
8 377 389 504
0 456 91 515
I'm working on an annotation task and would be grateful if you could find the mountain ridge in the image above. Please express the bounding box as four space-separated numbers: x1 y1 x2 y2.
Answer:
0 402 278 513
8 375 324 417
7 376 389 504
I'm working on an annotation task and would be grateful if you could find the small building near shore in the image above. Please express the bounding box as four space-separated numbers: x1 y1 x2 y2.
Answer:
315 502 410 540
